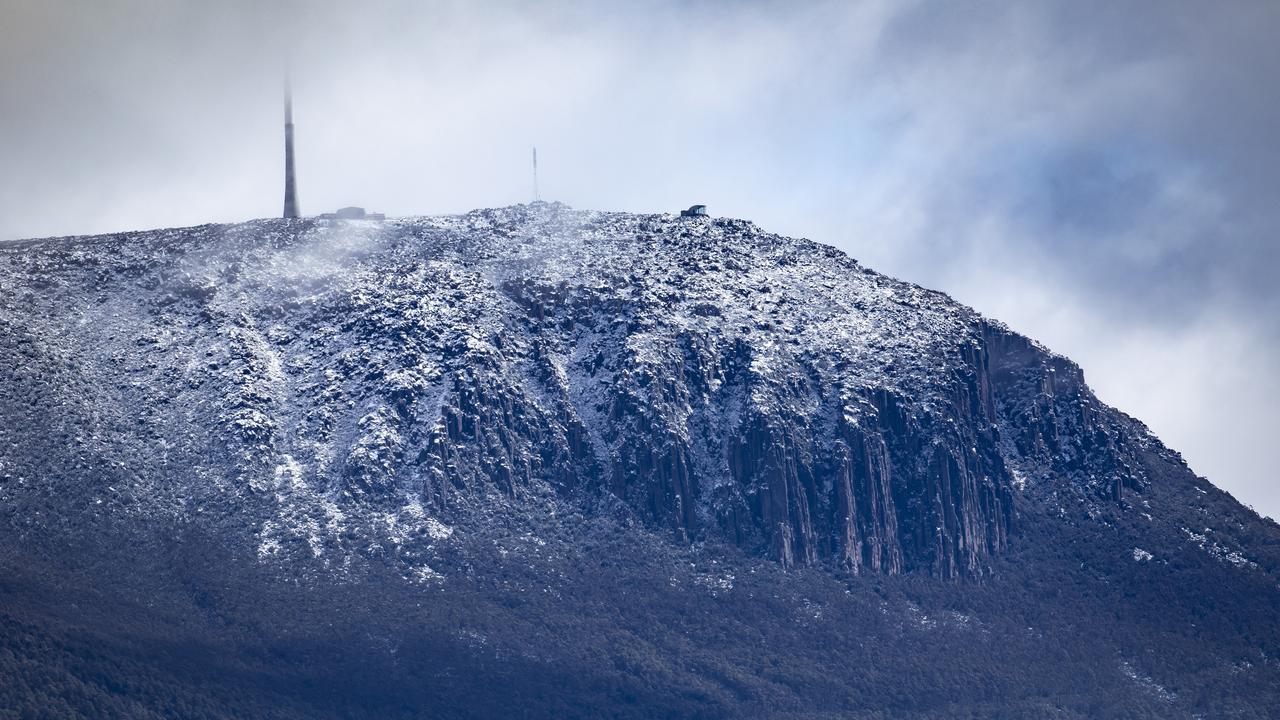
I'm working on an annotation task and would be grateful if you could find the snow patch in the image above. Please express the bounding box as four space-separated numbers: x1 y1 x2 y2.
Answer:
1119 660 1176 703
1182 527 1257 569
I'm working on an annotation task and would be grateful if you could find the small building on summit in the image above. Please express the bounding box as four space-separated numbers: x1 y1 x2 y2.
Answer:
319 206 385 221
680 204 708 218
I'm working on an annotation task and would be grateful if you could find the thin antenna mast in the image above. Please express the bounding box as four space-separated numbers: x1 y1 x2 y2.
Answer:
532 146 540 202
282 78 300 219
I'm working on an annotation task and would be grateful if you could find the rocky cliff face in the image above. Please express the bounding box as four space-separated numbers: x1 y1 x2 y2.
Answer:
0 204 1172 580
6 204 1280 718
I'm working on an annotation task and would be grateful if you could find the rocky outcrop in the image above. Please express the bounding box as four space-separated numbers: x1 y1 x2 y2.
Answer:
984 325 1147 503
0 205 1148 578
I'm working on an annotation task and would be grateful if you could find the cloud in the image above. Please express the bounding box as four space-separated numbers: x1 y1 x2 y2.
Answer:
1 0 1276 516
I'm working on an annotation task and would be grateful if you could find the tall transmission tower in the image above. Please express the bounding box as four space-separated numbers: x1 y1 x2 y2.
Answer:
532 146 540 202
283 82 300 219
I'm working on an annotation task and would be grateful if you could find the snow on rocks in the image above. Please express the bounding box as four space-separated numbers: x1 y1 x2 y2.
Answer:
0 203 1167 579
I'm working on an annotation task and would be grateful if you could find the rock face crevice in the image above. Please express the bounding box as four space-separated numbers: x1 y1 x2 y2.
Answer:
983 326 1147 502
0 205 1146 577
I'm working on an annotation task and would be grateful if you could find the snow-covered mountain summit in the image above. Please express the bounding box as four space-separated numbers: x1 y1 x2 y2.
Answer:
0 203 1194 578
3 204 1280 717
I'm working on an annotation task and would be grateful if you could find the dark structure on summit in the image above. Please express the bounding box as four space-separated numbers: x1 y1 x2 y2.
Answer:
319 206 385 221
282 85 300 219
680 204 708 218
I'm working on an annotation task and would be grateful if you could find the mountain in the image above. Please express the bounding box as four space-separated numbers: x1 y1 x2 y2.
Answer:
1 203 1278 719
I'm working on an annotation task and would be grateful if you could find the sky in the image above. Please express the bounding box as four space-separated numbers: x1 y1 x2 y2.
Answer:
2 0 1276 518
